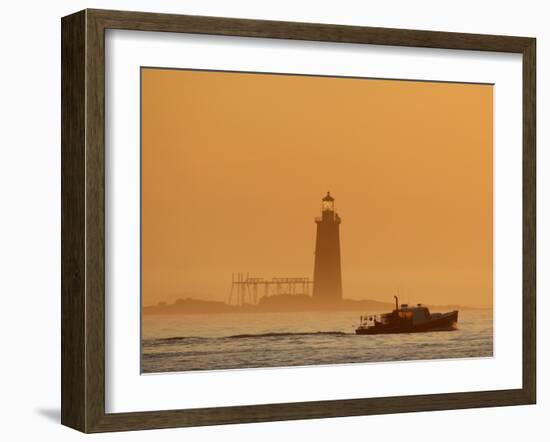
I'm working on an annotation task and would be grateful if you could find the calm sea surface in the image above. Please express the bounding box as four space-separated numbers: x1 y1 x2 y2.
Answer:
142 309 493 373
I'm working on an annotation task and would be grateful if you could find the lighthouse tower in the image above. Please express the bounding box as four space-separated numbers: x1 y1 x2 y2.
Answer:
312 192 343 302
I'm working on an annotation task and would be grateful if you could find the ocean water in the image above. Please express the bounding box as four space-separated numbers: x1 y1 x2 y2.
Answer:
141 309 493 373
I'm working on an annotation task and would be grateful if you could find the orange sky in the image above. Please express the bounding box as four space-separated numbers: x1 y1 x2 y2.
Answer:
141 68 493 308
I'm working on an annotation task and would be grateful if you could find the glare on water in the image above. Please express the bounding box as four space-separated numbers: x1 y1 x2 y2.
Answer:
142 309 493 373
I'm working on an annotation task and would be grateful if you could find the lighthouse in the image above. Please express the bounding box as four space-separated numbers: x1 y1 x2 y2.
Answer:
312 192 343 302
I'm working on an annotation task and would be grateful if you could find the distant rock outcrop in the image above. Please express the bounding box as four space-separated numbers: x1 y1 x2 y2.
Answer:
143 295 398 315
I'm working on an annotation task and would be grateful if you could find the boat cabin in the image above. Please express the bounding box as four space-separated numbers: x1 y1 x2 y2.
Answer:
360 299 433 328
395 304 431 325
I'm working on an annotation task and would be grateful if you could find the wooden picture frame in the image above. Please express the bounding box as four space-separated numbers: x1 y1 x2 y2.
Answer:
61 8 536 433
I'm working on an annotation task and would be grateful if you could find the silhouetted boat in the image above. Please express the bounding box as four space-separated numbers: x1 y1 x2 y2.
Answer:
355 296 458 335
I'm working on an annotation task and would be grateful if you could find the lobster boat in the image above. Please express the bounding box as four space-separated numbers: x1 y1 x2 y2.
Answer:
356 296 458 335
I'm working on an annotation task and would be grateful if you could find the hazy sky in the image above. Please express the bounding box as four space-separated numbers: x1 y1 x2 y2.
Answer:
141 68 493 308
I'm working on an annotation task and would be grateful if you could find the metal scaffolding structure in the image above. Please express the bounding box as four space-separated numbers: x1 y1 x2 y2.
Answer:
228 273 313 306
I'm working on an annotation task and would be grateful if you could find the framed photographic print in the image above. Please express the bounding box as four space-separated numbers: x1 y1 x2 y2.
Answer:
61 9 536 433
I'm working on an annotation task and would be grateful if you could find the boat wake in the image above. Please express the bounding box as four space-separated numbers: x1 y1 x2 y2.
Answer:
148 331 350 345
227 331 349 339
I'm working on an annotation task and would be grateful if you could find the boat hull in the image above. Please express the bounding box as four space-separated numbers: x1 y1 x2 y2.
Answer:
356 310 458 335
